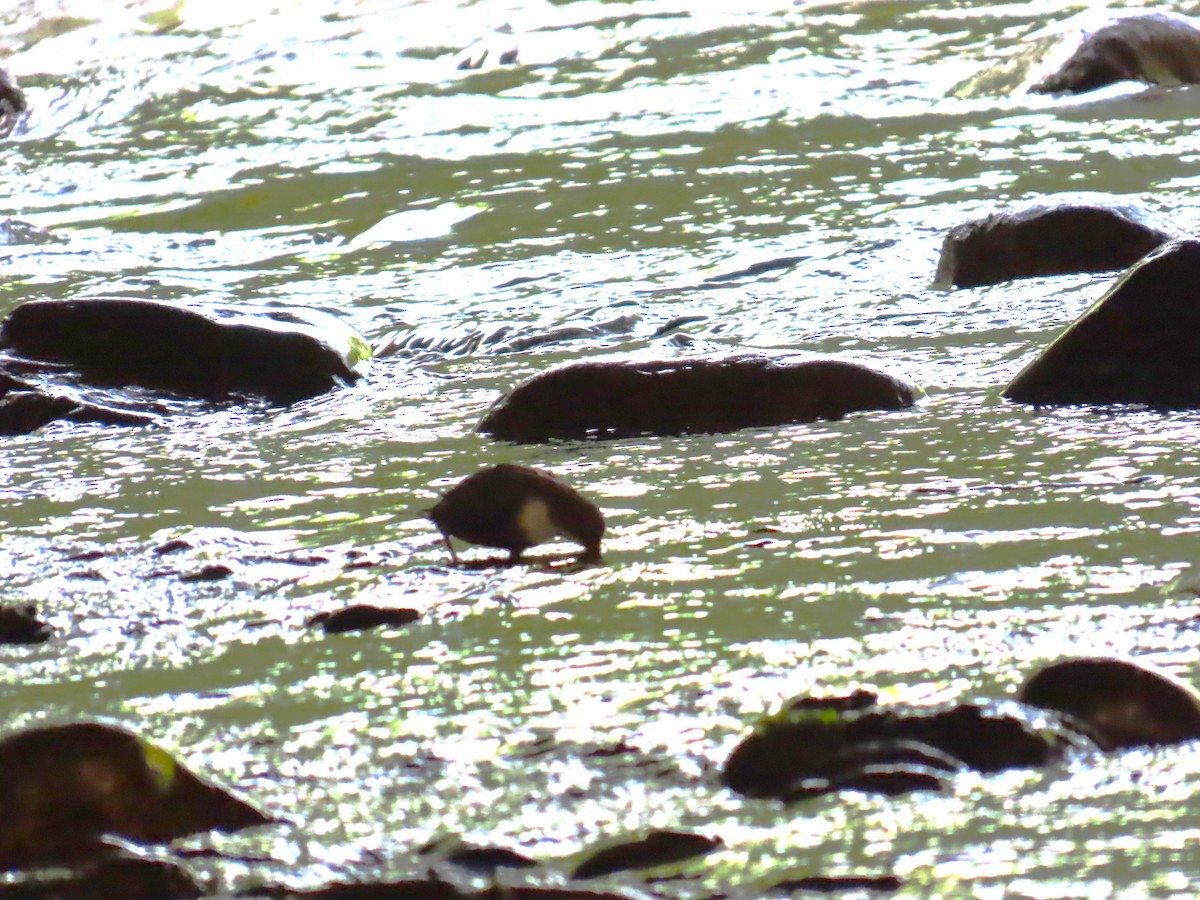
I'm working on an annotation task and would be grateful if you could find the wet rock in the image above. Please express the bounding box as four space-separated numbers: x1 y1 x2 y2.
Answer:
428 464 604 564
769 874 902 894
418 835 539 875
720 693 1091 802
935 197 1177 288
0 67 26 138
0 218 62 246
307 604 420 635
571 830 722 879
0 381 159 436
1004 240 1200 408
0 848 205 899
0 298 371 406
1031 12 1200 95
0 604 51 644
244 880 461 900
1019 657 1200 750
0 721 273 871
478 355 921 442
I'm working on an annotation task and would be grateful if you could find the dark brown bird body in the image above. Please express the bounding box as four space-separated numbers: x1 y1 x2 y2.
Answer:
428 463 604 563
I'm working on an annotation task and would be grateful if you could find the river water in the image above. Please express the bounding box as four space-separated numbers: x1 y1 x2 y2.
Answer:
4 0 1200 895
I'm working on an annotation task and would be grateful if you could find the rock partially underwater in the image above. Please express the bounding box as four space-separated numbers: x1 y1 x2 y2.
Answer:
0 721 272 871
721 658 1200 803
478 355 921 442
1031 12 1200 95
0 298 372 434
1004 240 1200 408
936 197 1177 289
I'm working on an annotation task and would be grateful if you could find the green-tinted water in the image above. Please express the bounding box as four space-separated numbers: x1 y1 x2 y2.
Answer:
5 0 1200 894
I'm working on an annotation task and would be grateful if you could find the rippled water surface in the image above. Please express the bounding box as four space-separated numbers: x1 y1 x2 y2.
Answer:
6 0 1200 894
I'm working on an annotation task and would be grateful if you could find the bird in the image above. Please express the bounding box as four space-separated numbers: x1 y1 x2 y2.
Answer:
427 463 604 565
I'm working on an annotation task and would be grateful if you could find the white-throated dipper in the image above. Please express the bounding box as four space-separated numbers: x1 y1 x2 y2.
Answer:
428 463 604 564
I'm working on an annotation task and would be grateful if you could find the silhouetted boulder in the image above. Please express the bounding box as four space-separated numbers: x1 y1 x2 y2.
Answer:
572 831 722 879
1019 657 1200 749
1031 12 1200 95
478 355 921 442
0 604 51 644
936 197 1177 288
720 691 1091 803
0 67 26 138
1004 240 1200 407
0 722 273 871
0 298 371 406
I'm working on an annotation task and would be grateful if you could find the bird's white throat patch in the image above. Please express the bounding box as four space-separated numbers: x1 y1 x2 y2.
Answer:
516 497 556 544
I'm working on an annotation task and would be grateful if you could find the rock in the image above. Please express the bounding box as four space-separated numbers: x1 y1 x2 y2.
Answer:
306 604 420 635
720 692 1091 803
1 848 206 899
571 830 722 879
0 722 273 871
428 464 605 564
1031 12 1200 95
935 197 1177 288
0 67 26 138
1019 657 1200 750
0 604 51 644
418 835 539 875
1004 240 1200 408
0 218 62 246
478 355 921 442
769 875 903 894
0 298 371 406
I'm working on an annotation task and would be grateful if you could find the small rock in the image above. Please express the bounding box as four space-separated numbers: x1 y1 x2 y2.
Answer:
1031 12 1200 95
935 196 1177 288
1019 656 1200 749
770 875 903 894
571 831 722 880
478 355 921 442
0 67 26 138
0 604 51 645
1004 240 1200 408
428 464 604 564
306 604 420 635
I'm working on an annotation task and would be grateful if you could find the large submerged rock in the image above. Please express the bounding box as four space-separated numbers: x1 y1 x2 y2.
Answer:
478 355 922 442
0 721 273 871
720 691 1088 803
935 197 1178 289
1031 12 1200 95
1018 657 1200 749
722 657 1200 803
0 297 371 406
1004 240 1200 408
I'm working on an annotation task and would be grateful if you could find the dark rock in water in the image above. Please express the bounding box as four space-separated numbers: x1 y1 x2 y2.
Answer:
769 875 903 894
0 67 26 139
1019 657 1200 750
307 604 420 635
0 218 62 246
0 721 273 871
0 298 371 406
0 604 51 644
418 835 539 875
478 355 921 442
571 830 722 879
935 197 1177 288
720 693 1091 803
428 464 605 564
1004 240 1200 408
244 884 637 900
2 849 205 900
1031 12 1200 95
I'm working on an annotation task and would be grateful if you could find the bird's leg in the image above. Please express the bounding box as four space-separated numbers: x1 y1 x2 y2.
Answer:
440 533 459 565
507 548 523 566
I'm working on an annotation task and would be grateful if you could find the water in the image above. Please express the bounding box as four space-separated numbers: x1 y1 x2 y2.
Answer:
5 0 1200 894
